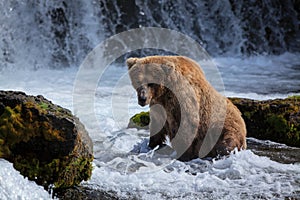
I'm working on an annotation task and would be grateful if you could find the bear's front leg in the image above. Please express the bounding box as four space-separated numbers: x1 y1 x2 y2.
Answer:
149 125 168 149
148 106 168 149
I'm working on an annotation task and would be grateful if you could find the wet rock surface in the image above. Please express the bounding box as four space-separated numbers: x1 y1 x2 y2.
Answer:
247 137 300 164
55 96 300 199
0 90 93 189
53 186 119 200
128 96 300 148
230 96 300 147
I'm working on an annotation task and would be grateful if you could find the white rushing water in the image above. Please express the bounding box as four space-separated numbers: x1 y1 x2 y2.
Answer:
0 1 299 199
1 0 298 71
0 53 300 199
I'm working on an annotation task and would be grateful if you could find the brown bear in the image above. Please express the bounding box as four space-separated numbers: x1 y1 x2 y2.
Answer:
127 56 246 161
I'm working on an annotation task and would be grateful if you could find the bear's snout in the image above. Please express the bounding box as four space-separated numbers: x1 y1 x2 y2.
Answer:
137 86 148 106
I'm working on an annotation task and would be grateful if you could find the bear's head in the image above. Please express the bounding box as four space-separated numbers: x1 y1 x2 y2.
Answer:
127 57 175 107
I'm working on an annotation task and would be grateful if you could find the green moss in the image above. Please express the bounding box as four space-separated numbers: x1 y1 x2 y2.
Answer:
13 154 93 188
0 102 64 154
14 157 44 181
264 113 300 146
25 102 46 115
0 105 24 134
56 156 93 188
39 102 49 110
0 105 27 156
231 97 300 147
243 111 253 120
265 114 288 136
0 98 93 188
59 155 93 188
286 123 300 146
0 145 10 159
36 101 72 119
132 111 150 127
287 95 300 100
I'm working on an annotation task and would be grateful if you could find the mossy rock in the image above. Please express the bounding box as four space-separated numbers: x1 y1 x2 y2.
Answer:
127 111 150 129
229 96 300 147
128 96 300 147
0 91 93 189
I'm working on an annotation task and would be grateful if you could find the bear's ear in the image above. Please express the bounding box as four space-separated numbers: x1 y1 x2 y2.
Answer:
126 57 138 70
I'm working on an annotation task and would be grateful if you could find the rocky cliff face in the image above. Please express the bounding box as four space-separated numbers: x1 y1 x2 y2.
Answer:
1 0 299 70
100 0 299 56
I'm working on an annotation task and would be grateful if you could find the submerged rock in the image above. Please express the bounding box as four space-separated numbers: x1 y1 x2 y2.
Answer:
0 91 93 189
128 96 300 147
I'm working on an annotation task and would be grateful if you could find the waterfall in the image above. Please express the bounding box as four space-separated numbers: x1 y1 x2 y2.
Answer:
0 0 299 69
100 0 299 56
0 0 103 69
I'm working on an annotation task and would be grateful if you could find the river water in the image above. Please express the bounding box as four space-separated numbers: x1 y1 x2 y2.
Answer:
0 53 300 199
0 0 299 199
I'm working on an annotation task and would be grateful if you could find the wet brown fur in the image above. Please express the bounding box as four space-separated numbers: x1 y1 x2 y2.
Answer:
127 56 247 161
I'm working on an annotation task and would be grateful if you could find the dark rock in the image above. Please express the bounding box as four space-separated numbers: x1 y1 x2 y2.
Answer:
247 138 300 164
0 90 93 189
230 96 300 147
100 1 299 56
53 186 119 200
128 96 300 147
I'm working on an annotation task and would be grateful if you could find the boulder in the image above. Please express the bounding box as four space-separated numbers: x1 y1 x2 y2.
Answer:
128 96 300 147
230 96 300 147
0 91 93 188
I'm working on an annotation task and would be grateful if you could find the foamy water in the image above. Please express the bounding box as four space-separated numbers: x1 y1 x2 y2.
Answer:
0 160 52 200
0 54 300 199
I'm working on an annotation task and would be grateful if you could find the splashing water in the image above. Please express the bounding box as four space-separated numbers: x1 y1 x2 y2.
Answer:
0 1 299 199
0 53 299 199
